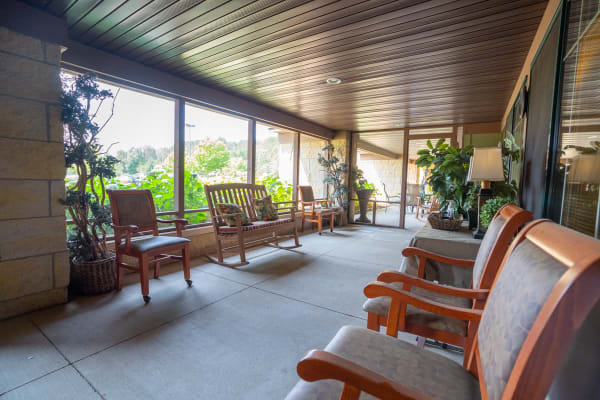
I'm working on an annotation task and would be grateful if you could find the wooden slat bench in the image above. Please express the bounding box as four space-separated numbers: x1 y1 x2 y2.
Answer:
205 183 301 267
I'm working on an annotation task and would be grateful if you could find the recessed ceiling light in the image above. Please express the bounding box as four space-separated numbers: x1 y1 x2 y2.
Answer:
326 77 342 85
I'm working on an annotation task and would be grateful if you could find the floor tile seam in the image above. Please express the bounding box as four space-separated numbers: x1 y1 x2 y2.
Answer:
0 365 71 397
250 286 367 322
51 285 254 367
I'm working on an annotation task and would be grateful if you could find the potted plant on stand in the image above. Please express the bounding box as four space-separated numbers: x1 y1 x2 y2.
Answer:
353 168 375 223
61 73 120 295
318 143 349 224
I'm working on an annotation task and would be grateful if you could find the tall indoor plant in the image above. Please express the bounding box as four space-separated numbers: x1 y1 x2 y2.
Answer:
62 73 120 294
318 143 349 209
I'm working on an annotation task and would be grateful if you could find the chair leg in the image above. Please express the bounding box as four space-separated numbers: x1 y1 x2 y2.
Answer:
183 243 192 287
300 214 305 232
330 214 334 232
367 313 380 331
139 254 150 303
238 233 247 264
318 215 322 235
116 252 123 290
216 237 224 264
294 223 301 247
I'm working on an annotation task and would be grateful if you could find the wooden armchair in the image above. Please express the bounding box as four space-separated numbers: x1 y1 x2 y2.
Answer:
298 185 340 235
286 220 600 400
362 204 532 363
107 189 191 303
416 195 440 220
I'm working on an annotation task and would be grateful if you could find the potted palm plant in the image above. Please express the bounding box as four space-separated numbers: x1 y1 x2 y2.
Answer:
61 73 120 295
353 168 375 223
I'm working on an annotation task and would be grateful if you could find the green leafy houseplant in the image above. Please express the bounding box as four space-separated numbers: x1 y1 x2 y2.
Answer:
480 197 514 228
62 73 118 262
352 168 375 191
318 143 349 208
415 139 475 216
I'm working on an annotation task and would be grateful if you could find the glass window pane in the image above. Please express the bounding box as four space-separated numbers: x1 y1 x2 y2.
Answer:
552 16 600 238
183 104 249 222
255 123 295 202
299 134 328 199
62 72 176 213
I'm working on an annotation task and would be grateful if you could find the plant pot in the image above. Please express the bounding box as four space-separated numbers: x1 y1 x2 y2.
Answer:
356 189 374 223
70 255 117 295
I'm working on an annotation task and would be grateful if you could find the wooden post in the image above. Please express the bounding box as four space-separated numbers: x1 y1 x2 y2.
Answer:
247 119 256 184
292 132 300 202
174 98 185 218
399 129 409 229
348 132 359 222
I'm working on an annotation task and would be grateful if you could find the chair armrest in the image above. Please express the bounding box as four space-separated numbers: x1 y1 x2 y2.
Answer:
156 218 188 236
111 224 139 250
376 270 489 300
364 281 482 322
297 349 432 400
402 247 475 267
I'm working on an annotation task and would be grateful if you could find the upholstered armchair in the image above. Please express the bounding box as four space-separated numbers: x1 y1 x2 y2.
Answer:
107 189 191 303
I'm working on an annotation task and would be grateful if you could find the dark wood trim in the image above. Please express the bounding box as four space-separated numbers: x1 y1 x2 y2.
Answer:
247 119 256 184
174 98 185 218
0 0 68 46
399 129 409 229
292 132 300 202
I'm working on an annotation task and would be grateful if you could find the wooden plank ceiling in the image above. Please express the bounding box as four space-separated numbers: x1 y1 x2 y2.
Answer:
24 0 548 132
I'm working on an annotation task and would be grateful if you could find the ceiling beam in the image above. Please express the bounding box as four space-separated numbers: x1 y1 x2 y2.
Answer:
357 140 401 160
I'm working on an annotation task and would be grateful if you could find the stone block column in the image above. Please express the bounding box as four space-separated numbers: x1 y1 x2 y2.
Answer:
0 27 68 319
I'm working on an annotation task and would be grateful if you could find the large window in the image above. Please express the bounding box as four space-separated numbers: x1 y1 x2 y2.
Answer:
62 72 176 212
255 123 295 201
549 2 600 238
299 134 328 199
61 72 338 230
184 103 249 222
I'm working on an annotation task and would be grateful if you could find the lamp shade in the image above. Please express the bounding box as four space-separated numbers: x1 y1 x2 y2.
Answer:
467 147 505 182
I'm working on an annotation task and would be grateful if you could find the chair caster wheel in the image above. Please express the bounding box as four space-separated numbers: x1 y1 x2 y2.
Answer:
186 279 193 287
318 232 322 235
143 295 151 303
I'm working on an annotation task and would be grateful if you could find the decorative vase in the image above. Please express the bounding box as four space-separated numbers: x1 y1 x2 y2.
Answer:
70 255 117 295
356 189 374 223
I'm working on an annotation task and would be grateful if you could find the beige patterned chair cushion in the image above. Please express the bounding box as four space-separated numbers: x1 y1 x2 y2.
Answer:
285 326 480 400
471 214 506 289
477 239 566 400
362 282 472 336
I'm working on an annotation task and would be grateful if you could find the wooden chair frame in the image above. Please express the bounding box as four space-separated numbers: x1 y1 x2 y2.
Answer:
205 183 301 268
298 185 339 235
366 204 533 366
295 220 600 400
415 195 440 221
107 189 191 303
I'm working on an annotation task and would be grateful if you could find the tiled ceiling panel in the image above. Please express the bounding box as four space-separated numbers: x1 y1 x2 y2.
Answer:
24 0 548 131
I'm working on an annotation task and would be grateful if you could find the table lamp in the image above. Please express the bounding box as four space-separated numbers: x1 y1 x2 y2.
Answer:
468 147 505 239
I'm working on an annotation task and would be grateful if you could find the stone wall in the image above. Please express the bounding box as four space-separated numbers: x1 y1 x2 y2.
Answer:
0 27 68 319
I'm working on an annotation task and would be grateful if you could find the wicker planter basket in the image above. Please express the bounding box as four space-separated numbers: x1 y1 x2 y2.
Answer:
70 255 117 295
428 213 463 231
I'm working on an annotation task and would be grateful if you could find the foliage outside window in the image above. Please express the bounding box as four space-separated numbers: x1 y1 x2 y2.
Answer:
183 104 249 223
255 123 294 202
62 72 176 215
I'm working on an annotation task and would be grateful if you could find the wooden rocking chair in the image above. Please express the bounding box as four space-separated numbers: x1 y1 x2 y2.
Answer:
286 220 600 399
362 204 533 365
107 189 191 303
205 183 301 268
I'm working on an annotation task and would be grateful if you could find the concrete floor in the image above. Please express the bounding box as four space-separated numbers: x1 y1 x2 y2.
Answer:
0 224 461 400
